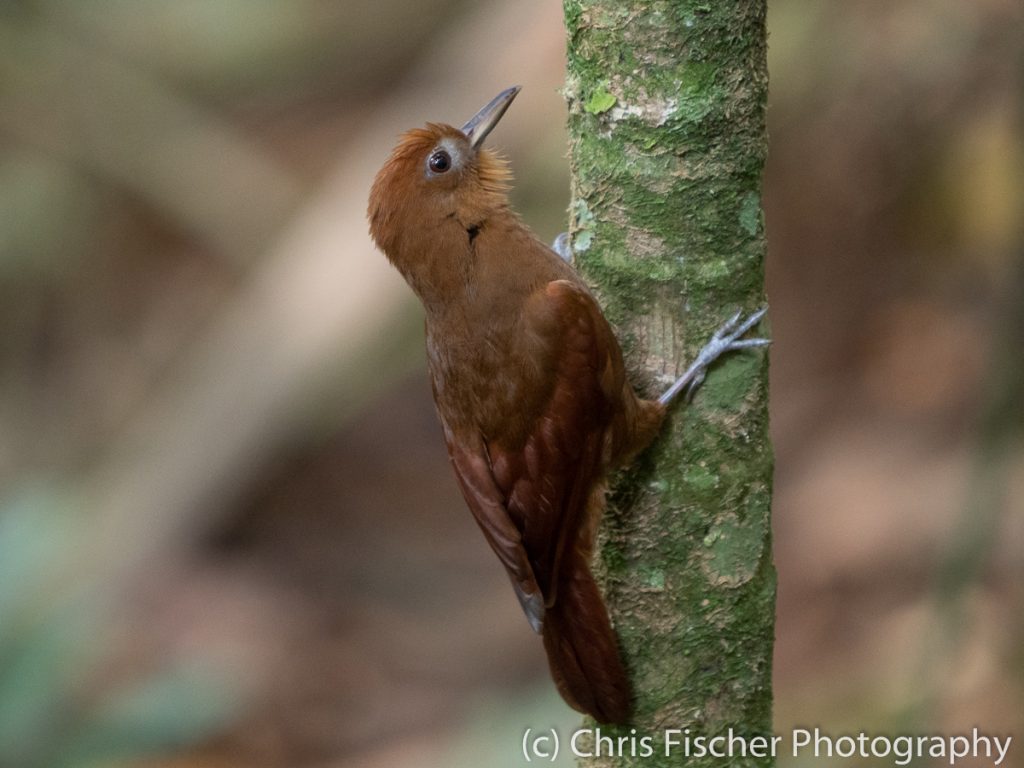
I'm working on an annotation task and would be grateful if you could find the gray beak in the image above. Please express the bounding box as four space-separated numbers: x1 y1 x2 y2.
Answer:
461 86 521 150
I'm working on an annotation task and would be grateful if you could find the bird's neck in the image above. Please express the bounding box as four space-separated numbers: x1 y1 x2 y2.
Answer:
390 204 525 317
384 222 468 312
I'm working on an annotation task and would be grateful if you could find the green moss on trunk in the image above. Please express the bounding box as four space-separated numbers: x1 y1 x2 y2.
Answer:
563 2 775 766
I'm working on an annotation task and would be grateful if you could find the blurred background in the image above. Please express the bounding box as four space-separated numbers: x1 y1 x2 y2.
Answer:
1 1 1021 766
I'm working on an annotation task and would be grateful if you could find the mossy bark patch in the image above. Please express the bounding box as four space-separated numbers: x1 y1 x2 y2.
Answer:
564 0 775 764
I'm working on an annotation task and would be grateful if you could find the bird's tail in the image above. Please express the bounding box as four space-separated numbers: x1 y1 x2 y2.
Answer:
541 561 631 724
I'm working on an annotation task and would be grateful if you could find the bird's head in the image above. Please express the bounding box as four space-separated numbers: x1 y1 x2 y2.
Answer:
368 86 520 263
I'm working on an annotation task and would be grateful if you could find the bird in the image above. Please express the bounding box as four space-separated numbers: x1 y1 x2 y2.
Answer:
367 86 767 724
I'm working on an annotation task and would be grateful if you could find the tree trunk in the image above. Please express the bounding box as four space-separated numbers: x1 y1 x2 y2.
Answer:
563 2 775 765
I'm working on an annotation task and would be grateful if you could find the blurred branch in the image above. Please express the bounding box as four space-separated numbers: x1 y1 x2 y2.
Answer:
909 134 1024 715
0 11 303 265
925 255 1024 671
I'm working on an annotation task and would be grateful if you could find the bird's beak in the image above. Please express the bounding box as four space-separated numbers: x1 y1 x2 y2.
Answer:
461 85 521 150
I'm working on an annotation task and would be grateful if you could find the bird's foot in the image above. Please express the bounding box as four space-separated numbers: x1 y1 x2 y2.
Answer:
552 232 574 264
658 307 770 406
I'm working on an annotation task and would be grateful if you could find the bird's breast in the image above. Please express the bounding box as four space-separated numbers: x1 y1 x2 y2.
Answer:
425 308 551 447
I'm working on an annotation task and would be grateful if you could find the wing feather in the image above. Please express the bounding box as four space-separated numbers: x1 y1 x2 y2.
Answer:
440 279 621 631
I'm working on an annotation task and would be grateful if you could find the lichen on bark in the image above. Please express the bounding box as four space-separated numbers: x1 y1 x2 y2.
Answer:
563 1 775 766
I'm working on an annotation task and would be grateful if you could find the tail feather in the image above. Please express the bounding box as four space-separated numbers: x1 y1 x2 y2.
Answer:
541 563 631 724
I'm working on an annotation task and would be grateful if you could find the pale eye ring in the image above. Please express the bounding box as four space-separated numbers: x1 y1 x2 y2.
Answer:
428 150 452 173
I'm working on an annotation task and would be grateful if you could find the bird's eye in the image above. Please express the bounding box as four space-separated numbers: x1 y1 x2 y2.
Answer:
428 150 452 173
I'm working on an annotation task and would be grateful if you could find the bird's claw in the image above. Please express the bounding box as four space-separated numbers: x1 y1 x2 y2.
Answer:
551 232 574 264
682 369 707 403
659 307 770 406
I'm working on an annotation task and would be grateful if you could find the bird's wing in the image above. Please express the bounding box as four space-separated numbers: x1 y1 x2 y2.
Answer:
445 434 548 632
444 278 619 632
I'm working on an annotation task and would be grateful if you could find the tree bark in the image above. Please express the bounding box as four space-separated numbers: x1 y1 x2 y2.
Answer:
563 2 775 765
